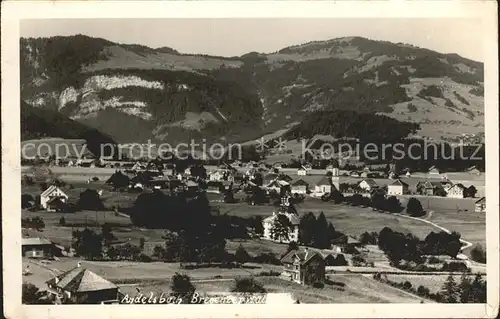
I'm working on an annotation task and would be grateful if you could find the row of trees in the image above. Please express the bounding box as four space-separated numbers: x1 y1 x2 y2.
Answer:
298 212 346 249
378 227 463 266
323 188 425 217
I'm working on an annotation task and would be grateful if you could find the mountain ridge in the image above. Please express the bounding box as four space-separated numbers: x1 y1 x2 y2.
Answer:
20 34 484 144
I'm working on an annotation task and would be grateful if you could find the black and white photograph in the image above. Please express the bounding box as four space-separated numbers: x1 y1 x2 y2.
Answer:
2 1 498 318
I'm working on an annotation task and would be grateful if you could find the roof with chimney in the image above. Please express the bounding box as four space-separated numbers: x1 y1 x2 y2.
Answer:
315 176 331 186
46 266 117 293
280 248 324 265
390 179 409 187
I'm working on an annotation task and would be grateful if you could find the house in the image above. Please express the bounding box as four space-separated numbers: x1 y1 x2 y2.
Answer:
265 180 290 194
291 179 309 194
280 248 326 285
416 181 445 196
447 183 466 199
475 197 486 212
46 265 119 304
277 173 293 183
326 162 340 177
313 176 332 195
186 180 199 192
209 170 225 181
387 179 409 195
297 167 307 176
40 185 69 210
428 166 441 175
22 237 61 258
206 181 224 194
405 170 411 178
358 179 378 192
331 236 362 255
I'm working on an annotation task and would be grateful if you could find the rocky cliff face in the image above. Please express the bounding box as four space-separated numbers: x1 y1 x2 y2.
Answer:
20 35 484 143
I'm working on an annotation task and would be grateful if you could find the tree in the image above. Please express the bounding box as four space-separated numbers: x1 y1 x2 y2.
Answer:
470 274 486 303
101 223 116 246
22 194 35 209
385 196 402 213
270 214 293 243
231 277 266 293
105 171 130 189
359 231 378 245
350 193 363 206
170 273 196 303
464 185 477 198
441 275 459 303
470 244 486 263
371 193 386 211
313 212 330 248
76 189 105 211
287 241 299 252
223 187 236 203
72 228 103 260
406 197 424 217
234 245 251 264
59 217 66 226
299 212 316 246
153 245 165 260
251 216 264 236
458 274 473 303
22 283 43 304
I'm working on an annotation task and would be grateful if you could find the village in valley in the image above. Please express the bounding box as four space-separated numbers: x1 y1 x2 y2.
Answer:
21 144 487 304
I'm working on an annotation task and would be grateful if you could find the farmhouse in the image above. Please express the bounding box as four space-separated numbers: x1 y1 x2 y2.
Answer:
447 183 466 199
291 179 309 194
387 179 409 196
475 197 486 213
416 181 446 196
22 237 60 258
266 180 290 194
40 185 69 210
46 265 119 304
358 179 378 192
280 248 326 285
262 211 299 243
313 176 333 195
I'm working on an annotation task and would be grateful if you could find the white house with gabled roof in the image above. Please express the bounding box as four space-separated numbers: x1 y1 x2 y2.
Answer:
40 185 68 210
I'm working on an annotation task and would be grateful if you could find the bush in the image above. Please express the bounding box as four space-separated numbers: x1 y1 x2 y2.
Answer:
59 217 66 226
257 270 281 277
417 285 430 297
441 261 468 272
470 244 486 263
253 253 281 265
312 282 325 289
402 281 413 290
137 254 152 262
427 256 440 264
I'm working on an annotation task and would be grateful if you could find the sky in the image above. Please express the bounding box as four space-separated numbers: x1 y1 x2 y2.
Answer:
20 18 484 61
